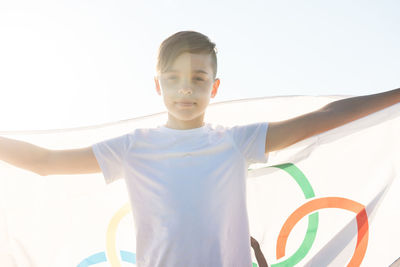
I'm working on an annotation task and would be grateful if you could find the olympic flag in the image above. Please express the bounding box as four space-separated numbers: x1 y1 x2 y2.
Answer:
1 96 399 266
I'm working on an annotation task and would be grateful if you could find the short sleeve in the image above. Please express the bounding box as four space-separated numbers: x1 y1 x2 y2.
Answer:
91 134 130 184
229 122 269 164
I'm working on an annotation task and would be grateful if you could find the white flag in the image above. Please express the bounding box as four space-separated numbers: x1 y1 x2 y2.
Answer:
1 96 399 266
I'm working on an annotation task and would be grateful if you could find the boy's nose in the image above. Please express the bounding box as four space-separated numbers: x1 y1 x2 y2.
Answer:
178 88 193 95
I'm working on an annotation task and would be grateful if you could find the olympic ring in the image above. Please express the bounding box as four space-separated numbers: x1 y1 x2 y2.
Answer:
267 163 319 267
77 250 136 266
276 197 369 267
106 202 132 266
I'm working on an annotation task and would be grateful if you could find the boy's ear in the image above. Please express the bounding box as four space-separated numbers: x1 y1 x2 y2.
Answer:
211 78 220 98
154 76 161 95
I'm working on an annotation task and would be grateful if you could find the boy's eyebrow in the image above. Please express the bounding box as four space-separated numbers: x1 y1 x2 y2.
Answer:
165 69 209 74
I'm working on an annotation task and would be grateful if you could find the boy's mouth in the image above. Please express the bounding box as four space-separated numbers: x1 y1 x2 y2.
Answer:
175 101 195 108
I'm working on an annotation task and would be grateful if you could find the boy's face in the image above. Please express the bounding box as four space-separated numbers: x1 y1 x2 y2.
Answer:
154 52 220 129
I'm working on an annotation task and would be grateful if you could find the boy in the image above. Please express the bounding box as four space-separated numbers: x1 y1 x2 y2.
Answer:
0 31 399 267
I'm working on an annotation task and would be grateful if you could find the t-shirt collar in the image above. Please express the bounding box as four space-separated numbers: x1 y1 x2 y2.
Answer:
158 123 210 134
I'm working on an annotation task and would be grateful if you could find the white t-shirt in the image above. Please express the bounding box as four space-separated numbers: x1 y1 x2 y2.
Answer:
92 122 269 267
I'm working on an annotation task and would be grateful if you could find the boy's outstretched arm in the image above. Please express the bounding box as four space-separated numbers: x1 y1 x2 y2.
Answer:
265 88 400 153
0 136 101 176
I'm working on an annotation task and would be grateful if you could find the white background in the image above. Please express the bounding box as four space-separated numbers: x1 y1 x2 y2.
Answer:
1 0 399 131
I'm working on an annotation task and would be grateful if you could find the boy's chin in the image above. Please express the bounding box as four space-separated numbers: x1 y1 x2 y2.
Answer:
167 111 205 123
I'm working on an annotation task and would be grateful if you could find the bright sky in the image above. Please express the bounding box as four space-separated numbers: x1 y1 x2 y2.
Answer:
1 0 399 131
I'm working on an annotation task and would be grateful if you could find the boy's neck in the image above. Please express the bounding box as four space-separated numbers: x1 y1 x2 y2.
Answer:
165 114 205 130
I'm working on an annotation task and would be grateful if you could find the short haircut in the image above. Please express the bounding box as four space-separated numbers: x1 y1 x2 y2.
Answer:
156 31 218 79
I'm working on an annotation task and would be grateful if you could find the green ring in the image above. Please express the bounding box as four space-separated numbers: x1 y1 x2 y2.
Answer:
250 163 319 267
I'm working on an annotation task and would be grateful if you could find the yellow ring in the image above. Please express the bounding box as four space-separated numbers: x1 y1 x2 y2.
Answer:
105 202 131 266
